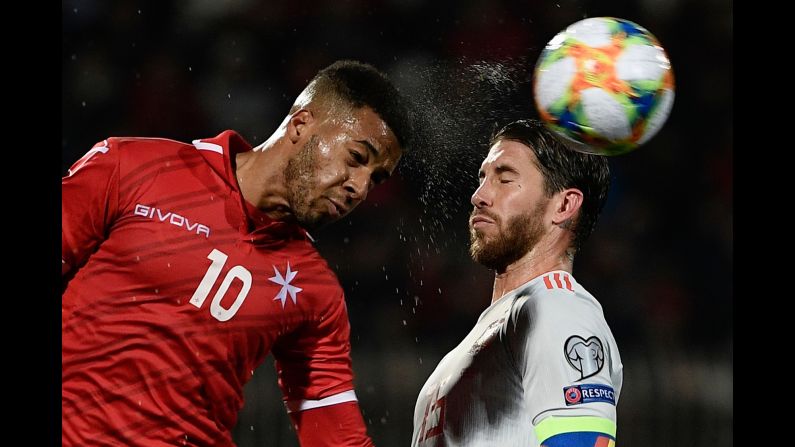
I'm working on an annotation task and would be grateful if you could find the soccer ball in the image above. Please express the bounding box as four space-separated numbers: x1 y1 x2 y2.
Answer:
533 17 675 156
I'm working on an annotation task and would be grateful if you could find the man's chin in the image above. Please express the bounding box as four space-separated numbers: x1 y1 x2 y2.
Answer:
292 212 322 231
470 229 496 245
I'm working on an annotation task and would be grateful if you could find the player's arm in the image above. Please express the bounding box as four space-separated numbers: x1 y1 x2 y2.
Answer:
508 290 621 447
62 139 121 279
286 393 373 447
274 289 374 446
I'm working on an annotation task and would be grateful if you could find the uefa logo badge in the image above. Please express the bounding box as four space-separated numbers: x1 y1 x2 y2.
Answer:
564 386 582 405
562 384 616 406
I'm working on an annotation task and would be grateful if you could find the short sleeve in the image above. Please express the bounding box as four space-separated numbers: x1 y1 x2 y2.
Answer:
507 290 622 442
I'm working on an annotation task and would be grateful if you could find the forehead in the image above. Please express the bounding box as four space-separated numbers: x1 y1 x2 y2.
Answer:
328 106 402 169
347 107 394 141
481 139 536 171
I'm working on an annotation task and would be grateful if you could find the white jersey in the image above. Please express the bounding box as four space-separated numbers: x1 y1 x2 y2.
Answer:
412 270 623 447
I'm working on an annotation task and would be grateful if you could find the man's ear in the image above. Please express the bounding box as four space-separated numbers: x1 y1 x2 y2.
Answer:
286 109 314 144
551 188 583 228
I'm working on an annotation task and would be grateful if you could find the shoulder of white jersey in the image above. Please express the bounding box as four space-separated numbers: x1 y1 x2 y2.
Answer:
534 272 603 313
509 271 606 330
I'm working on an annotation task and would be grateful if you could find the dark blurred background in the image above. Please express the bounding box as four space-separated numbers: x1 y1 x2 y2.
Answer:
62 1 732 446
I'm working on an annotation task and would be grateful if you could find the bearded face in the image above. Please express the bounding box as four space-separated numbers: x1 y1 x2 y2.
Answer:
282 106 402 231
469 198 548 271
284 135 323 228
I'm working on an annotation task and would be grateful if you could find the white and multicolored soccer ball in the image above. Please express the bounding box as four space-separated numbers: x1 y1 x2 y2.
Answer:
533 17 675 155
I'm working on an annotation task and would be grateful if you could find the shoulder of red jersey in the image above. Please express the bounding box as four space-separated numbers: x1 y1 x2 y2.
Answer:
95 130 252 186
103 136 191 159
99 130 249 161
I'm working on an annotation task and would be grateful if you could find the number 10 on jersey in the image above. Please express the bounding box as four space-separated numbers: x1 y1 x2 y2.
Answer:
190 249 252 322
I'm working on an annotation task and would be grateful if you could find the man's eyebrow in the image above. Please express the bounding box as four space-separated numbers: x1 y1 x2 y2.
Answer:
479 165 519 178
354 139 381 158
494 165 520 175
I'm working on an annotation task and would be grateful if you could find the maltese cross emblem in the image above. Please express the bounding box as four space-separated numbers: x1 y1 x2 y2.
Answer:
269 262 303 308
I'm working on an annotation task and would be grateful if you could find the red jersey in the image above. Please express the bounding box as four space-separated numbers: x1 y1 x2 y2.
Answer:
63 131 362 446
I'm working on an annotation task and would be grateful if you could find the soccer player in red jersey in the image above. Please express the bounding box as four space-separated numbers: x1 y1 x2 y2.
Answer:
62 60 413 447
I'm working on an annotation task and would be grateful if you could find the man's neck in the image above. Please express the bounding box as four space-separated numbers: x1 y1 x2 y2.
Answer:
490 240 573 304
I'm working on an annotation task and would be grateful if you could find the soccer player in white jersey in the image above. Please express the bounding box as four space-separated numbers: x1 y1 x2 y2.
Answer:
412 119 623 447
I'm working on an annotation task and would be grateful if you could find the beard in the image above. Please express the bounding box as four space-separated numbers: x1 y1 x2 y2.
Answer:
469 199 548 272
284 135 324 229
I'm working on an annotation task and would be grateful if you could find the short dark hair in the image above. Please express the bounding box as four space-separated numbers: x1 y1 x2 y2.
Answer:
304 60 414 153
491 119 610 253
